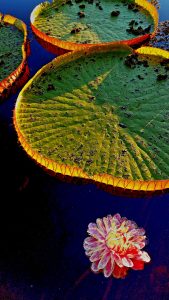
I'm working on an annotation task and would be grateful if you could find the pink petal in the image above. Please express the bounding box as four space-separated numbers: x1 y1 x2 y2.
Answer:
131 236 146 246
84 237 96 245
85 250 94 257
129 229 139 236
112 213 122 226
137 228 145 236
103 217 111 234
91 260 100 273
88 229 105 242
88 223 97 231
87 224 105 240
125 220 133 228
122 257 133 268
83 240 104 251
134 242 146 249
103 257 114 278
98 251 110 270
114 253 123 267
96 218 107 235
90 249 105 262
107 215 113 227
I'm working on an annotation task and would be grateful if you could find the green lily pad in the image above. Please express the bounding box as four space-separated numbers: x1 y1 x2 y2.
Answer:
0 14 29 101
14 45 169 190
0 18 24 82
31 0 156 47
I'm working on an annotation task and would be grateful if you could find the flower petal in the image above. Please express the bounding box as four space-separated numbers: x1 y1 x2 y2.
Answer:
91 260 100 273
107 215 113 227
83 240 104 251
103 217 111 234
132 259 145 270
96 218 107 235
87 224 105 240
134 242 146 249
113 264 128 279
137 228 146 236
122 257 133 268
84 236 96 245
140 251 151 263
98 251 110 270
114 253 123 267
103 258 114 278
90 249 105 262
112 213 122 226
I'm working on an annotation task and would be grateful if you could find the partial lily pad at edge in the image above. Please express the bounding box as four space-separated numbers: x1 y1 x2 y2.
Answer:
149 20 169 51
0 13 30 101
14 44 169 192
30 0 158 52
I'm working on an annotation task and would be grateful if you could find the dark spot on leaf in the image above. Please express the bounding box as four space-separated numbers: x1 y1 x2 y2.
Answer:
157 74 168 81
47 84 55 91
71 28 80 33
67 0 73 5
111 11 120 17
88 96 96 102
79 4 85 8
120 106 127 110
78 11 85 18
138 75 144 80
119 123 127 128
57 75 62 80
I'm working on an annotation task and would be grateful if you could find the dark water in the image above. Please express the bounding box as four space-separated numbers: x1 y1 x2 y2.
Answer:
0 1 169 299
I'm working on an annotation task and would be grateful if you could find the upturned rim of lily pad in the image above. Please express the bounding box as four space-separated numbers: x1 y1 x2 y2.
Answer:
30 0 158 52
13 43 169 193
0 13 30 101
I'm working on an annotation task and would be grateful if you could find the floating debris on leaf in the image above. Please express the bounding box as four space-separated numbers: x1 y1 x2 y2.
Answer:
71 27 80 34
79 4 85 9
78 11 85 18
157 74 168 81
111 10 120 17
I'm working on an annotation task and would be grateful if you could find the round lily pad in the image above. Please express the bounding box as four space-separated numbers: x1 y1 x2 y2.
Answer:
14 44 169 192
30 0 158 52
0 13 29 101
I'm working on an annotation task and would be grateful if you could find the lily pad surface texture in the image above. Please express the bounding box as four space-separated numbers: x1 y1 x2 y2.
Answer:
31 0 158 51
0 13 29 100
14 44 169 192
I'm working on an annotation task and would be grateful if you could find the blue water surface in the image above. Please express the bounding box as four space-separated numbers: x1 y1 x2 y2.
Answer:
0 1 169 299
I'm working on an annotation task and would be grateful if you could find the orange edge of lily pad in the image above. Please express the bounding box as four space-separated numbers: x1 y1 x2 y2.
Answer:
13 44 169 192
0 13 30 100
30 0 158 52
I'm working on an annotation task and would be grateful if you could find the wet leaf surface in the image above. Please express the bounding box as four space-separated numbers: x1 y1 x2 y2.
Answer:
15 45 169 183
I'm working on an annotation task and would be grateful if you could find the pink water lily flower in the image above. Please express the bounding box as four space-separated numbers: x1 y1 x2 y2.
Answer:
83 214 151 279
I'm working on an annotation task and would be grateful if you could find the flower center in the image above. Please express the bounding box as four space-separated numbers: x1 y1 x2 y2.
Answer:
106 230 127 250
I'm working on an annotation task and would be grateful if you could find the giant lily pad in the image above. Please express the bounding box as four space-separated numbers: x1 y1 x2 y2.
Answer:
30 0 158 52
14 44 169 192
0 13 29 101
